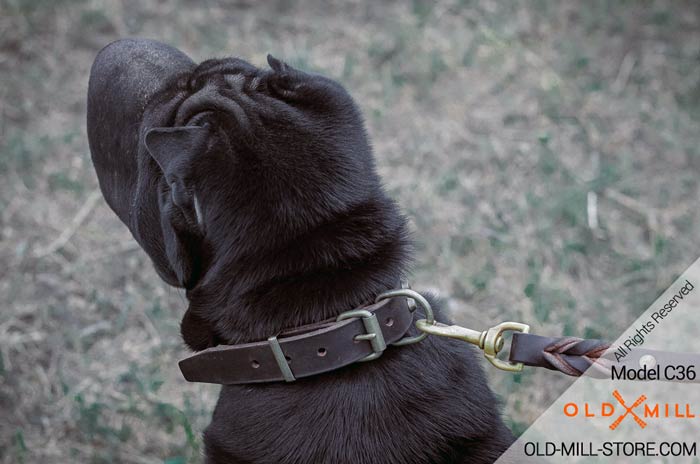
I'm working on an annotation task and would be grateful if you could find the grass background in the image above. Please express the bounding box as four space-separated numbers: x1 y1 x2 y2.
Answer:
1 0 699 462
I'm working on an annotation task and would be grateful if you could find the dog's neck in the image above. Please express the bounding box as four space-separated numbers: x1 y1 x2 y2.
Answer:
185 195 410 345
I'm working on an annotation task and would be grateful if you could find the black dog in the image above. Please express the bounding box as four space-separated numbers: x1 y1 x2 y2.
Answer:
87 38 515 464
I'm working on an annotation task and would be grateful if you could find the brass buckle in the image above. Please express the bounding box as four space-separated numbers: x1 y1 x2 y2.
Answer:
415 320 530 372
337 309 387 362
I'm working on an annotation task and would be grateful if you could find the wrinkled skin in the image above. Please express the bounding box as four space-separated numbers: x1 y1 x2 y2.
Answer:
87 38 515 464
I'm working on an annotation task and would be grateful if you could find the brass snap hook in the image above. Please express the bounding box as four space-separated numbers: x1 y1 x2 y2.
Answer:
415 320 530 372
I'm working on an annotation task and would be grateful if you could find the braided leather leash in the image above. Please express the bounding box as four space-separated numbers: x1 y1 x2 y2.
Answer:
541 336 612 376
508 332 700 382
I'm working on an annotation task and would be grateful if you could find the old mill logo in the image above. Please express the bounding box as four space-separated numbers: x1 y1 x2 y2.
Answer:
564 390 696 430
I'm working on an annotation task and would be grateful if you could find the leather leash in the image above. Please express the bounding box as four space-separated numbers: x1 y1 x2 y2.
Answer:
179 286 700 385
509 333 700 382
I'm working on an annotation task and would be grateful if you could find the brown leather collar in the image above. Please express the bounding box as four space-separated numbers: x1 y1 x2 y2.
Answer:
179 296 412 385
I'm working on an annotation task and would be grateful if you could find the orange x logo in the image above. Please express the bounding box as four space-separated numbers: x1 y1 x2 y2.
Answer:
609 390 647 430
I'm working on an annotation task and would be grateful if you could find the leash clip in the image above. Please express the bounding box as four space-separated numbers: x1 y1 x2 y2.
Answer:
415 320 530 372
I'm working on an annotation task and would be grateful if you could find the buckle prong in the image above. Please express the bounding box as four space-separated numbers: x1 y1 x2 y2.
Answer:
337 309 386 362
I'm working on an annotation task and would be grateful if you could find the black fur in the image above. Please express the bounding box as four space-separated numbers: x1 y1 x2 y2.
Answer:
87 38 514 464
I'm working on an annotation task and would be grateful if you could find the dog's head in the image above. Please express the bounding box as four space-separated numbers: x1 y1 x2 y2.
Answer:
144 56 380 288
148 56 403 349
89 41 406 351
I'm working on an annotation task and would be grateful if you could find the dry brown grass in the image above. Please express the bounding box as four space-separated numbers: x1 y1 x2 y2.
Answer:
2 1 699 462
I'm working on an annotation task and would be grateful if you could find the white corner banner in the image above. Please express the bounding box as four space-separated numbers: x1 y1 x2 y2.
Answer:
496 257 700 463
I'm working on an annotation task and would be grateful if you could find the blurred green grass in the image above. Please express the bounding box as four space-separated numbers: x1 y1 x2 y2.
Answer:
1 0 699 462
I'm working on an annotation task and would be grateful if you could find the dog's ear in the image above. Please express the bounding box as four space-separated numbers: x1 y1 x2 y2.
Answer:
145 125 209 226
266 54 313 99
145 125 209 181
266 54 293 73
181 307 220 351
145 125 210 288
266 54 346 110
